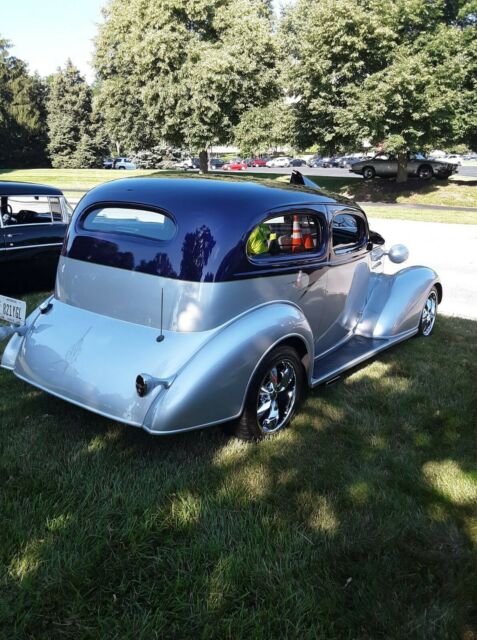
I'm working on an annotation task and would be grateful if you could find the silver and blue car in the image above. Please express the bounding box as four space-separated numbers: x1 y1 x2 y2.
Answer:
0 173 441 440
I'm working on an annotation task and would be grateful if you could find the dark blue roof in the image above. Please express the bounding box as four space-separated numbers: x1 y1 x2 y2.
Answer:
76 176 347 220
0 181 64 196
66 176 358 283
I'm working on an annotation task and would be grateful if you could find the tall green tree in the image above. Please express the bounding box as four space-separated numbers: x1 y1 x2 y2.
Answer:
281 0 477 181
0 38 49 167
47 60 96 168
94 0 278 171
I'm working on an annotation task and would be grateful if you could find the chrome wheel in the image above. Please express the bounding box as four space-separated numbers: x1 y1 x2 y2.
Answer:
256 359 297 434
420 290 437 336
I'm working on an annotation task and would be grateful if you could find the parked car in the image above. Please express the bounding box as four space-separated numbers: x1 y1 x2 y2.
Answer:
0 173 441 440
350 153 458 180
266 157 291 168
307 156 322 168
251 158 269 167
444 154 463 166
102 157 114 169
0 182 71 291
209 158 225 170
289 158 307 167
177 157 200 170
222 159 248 171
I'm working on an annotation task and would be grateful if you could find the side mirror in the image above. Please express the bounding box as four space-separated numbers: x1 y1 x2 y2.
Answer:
388 244 409 264
369 230 385 246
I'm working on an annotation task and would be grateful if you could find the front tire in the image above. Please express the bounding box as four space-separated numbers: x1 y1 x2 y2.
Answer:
418 287 438 336
233 346 305 441
362 166 376 180
417 164 433 180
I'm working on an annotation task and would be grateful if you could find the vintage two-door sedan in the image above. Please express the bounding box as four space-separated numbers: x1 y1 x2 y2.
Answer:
0 181 72 290
0 174 441 440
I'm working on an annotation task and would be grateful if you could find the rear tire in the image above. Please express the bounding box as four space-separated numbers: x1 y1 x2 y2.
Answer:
362 166 375 180
418 287 438 336
233 346 305 441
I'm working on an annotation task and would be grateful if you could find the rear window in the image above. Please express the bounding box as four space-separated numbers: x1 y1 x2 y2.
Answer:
82 207 176 241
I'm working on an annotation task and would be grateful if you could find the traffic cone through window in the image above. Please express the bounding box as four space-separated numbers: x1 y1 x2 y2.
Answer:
291 215 303 253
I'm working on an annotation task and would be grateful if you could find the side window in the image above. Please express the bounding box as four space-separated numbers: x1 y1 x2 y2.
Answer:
49 197 64 222
332 213 366 253
2 196 53 226
247 213 323 259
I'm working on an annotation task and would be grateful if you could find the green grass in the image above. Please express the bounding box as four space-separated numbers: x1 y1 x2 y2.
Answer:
1 292 476 638
362 205 477 225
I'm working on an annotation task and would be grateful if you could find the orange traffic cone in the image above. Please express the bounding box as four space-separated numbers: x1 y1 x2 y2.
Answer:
303 233 314 250
291 215 303 253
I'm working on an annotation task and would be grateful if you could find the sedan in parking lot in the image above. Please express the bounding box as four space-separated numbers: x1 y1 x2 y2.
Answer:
350 153 458 180
250 158 269 167
209 158 225 170
266 157 292 168
289 158 307 167
222 159 248 171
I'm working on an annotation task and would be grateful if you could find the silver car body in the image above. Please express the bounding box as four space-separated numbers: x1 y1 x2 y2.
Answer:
1 177 441 435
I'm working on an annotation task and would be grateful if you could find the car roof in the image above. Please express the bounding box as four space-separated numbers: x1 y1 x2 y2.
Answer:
0 181 63 197
76 176 350 222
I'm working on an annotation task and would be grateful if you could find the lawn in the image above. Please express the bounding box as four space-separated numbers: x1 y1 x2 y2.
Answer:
1 291 476 638
361 205 477 225
2 168 477 213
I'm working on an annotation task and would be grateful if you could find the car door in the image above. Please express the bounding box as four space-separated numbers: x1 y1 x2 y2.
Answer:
373 153 398 177
313 206 371 357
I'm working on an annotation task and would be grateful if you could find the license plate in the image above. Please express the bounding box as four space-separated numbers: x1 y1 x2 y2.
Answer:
0 295 26 325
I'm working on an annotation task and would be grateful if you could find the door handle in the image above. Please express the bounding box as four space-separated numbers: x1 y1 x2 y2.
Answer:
6 234 13 238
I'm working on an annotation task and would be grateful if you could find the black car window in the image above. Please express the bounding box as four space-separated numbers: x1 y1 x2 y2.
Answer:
332 213 366 253
82 206 176 241
247 213 324 259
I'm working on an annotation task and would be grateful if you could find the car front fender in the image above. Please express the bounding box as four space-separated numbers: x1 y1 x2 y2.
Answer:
357 266 441 339
143 302 314 434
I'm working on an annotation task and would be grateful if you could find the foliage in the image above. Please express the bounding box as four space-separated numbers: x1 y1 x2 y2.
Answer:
233 100 293 156
46 61 106 169
281 0 477 180
0 39 49 167
94 0 279 168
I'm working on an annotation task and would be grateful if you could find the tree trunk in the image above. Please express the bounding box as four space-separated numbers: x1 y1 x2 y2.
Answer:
199 149 208 174
396 152 408 183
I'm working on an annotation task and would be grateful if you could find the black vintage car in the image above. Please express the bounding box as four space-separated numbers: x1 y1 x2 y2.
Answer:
0 182 72 291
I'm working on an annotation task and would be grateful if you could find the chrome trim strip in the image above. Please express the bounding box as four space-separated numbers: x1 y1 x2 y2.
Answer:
4 242 63 251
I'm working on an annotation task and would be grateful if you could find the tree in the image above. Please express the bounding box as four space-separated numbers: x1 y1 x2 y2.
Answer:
94 0 278 172
0 38 49 167
281 0 477 181
233 100 293 156
47 60 95 168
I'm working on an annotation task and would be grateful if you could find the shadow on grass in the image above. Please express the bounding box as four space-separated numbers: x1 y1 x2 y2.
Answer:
0 316 476 638
345 176 477 205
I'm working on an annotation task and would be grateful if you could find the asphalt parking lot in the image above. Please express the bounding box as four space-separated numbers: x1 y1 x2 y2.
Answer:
242 164 477 179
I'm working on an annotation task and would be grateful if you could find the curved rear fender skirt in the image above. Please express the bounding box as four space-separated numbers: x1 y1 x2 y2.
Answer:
356 267 440 339
144 303 313 434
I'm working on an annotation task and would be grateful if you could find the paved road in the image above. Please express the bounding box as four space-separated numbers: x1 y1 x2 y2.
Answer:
368 217 477 321
240 164 477 179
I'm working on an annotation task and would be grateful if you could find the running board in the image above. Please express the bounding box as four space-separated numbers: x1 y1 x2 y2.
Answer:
311 332 416 387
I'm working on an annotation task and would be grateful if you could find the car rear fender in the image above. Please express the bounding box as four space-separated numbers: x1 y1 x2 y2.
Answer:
356 266 441 339
144 302 314 434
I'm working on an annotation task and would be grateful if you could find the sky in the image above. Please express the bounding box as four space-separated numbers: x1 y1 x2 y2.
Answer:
1 0 294 83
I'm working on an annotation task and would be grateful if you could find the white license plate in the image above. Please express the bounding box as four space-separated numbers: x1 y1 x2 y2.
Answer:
0 295 26 325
